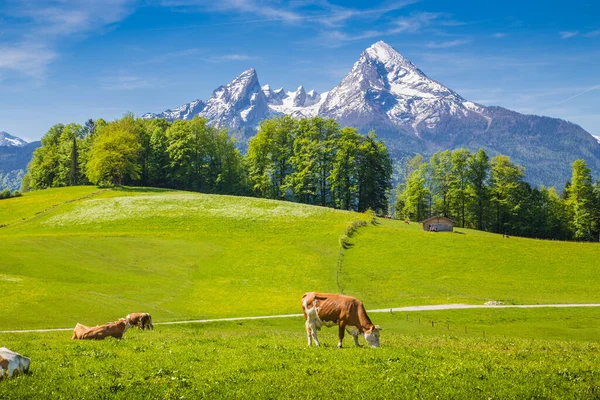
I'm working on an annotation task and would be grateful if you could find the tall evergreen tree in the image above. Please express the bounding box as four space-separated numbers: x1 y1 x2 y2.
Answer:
357 131 392 213
489 155 526 234
449 149 471 227
467 149 490 230
329 127 362 210
567 159 596 240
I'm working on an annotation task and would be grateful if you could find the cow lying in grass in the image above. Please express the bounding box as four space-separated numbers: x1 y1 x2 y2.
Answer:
0 348 30 379
301 292 381 348
72 319 131 340
126 313 153 330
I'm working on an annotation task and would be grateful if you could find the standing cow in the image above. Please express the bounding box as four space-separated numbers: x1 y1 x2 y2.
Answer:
0 348 30 379
125 313 154 330
301 292 381 348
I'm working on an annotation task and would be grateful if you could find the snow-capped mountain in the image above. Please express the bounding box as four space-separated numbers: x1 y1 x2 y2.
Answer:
0 132 27 147
594 135 600 144
143 68 272 136
319 41 491 139
143 41 600 187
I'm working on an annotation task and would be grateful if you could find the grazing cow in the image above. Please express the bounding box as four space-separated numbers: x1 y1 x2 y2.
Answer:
0 348 30 379
126 313 154 330
301 292 381 348
72 319 131 340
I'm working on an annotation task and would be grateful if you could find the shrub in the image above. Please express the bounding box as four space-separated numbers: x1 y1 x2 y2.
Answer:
12 190 22 198
0 188 11 199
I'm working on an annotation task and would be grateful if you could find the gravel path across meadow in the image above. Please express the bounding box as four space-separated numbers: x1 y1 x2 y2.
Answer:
2 303 599 334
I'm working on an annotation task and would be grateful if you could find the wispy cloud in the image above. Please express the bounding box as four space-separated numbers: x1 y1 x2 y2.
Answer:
583 30 600 37
426 39 470 48
101 73 156 91
161 1 434 48
0 43 57 77
313 11 464 47
138 48 204 65
559 31 579 39
554 83 600 105
160 0 419 27
209 54 256 62
492 33 506 38
160 0 304 23
0 0 135 80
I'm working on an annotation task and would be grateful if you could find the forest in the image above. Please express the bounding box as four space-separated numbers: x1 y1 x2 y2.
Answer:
18 113 600 241
21 114 392 213
395 149 600 241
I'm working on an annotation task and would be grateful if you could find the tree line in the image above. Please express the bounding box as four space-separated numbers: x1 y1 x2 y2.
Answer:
23 114 392 213
395 149 600 241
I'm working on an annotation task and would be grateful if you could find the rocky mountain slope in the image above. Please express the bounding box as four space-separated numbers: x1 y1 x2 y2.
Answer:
0 131 28 147
145 41 600 187
0 133 40 191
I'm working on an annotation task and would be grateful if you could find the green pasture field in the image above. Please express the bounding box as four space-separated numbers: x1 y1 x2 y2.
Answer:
342 218 600 307
0 187 365 329
0 186 599 330
1 186 600 398
1 309 599 399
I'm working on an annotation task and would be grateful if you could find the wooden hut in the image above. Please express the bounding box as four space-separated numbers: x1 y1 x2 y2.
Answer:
421 216 454 232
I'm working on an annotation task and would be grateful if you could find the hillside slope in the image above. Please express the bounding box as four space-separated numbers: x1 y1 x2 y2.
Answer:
0 187 598 330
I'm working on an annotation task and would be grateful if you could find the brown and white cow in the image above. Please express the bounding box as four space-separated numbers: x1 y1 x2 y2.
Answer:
301 292 381 348
125 313 154 330
0 347 30 379
72 318 131 340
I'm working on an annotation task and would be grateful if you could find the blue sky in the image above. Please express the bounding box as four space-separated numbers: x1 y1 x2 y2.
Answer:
0 0 599 141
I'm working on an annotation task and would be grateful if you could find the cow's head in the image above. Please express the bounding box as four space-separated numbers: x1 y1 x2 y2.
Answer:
118 318 132 333
363 325 382 348
20 355 31 374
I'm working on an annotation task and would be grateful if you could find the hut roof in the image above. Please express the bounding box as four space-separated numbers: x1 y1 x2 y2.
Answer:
420 216 455 224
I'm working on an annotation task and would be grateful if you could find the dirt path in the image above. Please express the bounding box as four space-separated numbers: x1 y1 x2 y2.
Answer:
2 303 600 334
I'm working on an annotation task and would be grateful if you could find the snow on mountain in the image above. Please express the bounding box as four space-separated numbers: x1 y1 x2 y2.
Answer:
594 135 600 144
142 100 205 121
319 40 488 134
267 86 327 119
0 132 27 147
142 40 600 187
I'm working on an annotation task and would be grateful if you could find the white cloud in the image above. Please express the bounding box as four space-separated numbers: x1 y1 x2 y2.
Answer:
492 33 506 38
0 0 136 80
426 39 470 48
559 31 579 39
101 73 155 91
209 54 256 62
0 43 57 78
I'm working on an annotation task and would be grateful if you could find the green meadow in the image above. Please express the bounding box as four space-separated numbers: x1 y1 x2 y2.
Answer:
1 311 600 399
1 186 599 398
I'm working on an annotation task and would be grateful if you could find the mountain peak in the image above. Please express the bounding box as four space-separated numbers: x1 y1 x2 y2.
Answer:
364 41 416 70
0 131 27 147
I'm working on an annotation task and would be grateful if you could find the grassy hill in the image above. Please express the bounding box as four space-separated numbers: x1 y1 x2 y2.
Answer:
1 186 600 398
342 219 600 306
1 186 599 330
0 187 366 329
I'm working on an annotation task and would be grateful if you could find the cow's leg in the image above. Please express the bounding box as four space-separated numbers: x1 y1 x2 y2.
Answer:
338 322 346 348
305 320 313 346
345 326 360 346
310 322 320 347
